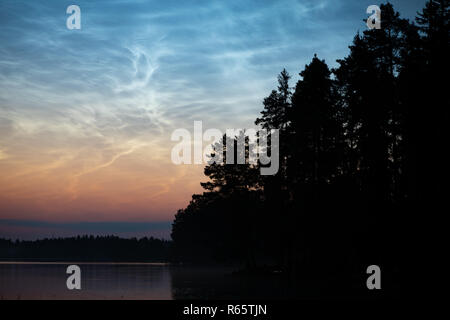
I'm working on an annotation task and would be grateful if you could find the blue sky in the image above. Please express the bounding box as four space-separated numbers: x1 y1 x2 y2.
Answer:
0 0 427 130
0 0 428 240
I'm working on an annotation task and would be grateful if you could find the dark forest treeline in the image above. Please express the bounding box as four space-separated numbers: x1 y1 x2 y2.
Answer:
0 236 171 262
171 1 449 294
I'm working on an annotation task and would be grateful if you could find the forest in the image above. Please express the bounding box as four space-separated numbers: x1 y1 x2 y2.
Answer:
0 236 171 262
171 1 449 295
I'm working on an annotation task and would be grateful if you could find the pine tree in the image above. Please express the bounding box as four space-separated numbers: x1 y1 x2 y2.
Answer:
291 54 341 189
255 69 291 131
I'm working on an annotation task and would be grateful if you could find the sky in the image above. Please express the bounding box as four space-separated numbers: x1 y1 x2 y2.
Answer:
0 0 427 240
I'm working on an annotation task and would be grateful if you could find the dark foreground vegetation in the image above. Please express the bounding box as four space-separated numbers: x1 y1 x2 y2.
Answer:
0 236 171 262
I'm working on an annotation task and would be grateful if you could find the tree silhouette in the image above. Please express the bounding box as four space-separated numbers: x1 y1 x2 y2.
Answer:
0 236 171 262
171 1 448 298
172 133 264 267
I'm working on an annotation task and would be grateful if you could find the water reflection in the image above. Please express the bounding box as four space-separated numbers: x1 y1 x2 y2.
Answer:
0 263 172 300
170 266 290 299
0 263 289 300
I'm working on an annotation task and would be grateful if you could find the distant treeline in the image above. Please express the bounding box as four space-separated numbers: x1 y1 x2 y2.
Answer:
0 236 171 262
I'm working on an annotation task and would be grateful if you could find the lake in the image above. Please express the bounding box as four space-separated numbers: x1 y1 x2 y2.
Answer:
0 262 290 300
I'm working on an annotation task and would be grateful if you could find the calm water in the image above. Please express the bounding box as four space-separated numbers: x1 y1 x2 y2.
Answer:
0 262 172 300
0 263 290 300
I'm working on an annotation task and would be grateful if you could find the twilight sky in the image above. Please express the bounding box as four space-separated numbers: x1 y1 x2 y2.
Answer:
0 0 426 239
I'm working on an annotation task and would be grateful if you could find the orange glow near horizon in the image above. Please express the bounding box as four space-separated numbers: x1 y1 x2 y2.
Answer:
0 139 205 223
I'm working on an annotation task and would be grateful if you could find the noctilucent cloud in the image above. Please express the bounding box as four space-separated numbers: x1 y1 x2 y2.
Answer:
0 0 427 239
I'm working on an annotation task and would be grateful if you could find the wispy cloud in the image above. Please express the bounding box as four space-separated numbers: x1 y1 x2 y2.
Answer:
0 149 8 161
0 0 427 237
